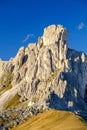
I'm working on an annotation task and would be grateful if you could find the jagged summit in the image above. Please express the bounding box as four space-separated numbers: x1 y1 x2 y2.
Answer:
0 24 87 129
0 24 87 115
42 24 68 46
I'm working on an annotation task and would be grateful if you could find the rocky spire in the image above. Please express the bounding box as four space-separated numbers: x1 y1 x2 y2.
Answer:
43 25 68 46
0 24 87 114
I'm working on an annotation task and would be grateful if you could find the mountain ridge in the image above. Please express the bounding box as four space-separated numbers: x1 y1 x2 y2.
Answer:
0 24 87 129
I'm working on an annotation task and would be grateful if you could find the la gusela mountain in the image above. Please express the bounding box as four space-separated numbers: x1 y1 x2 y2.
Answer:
0 25 87 114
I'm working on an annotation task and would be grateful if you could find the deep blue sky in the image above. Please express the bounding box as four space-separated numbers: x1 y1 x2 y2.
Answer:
0 0 87 60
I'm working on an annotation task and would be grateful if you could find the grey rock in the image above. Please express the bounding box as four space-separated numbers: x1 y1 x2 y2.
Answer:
0 24 87 117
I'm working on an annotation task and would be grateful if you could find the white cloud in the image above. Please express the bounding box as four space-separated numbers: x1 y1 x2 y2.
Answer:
22 34 34 43
78 22 85 30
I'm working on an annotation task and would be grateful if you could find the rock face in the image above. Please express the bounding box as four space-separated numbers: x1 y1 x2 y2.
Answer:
0 25 87 113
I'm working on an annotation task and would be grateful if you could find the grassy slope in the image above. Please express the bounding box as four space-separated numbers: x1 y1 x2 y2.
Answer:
12 109 87 130
0 71 13 95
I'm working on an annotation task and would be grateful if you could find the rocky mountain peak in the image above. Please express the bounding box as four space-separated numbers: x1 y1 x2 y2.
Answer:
0 24 87 116
0 24 87 129
43 25 68 46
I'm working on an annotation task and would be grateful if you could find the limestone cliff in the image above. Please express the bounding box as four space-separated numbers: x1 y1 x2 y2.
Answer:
0 25 87 114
